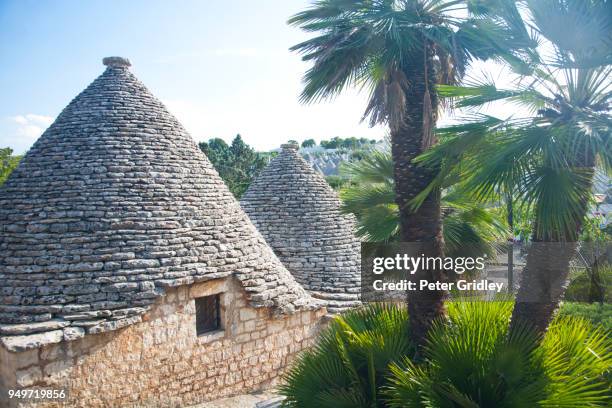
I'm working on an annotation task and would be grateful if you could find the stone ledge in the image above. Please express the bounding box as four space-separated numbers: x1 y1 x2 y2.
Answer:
0 319 69 335
1 330 63 352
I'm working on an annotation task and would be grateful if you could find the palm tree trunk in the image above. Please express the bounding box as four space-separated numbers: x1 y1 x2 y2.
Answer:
509 239 578 334
392 55 445 349
507 193 514 292
510 163 595 336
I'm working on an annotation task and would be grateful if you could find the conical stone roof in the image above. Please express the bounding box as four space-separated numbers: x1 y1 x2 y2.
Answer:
240 143 361 313
0 57 320 349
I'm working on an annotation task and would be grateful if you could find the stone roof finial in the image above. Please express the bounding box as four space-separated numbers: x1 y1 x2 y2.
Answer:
281 141 299 151
103 56 131 68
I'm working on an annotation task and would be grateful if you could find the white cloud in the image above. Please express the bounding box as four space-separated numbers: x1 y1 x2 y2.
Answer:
12 114 53 140
1 113 53 154
12 114 53 127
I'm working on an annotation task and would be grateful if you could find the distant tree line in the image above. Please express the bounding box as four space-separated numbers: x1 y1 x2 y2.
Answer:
302 136 377 149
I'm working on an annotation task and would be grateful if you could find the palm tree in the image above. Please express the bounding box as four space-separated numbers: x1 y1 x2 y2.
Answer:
339 149 508 258
415 0 611 335
289 0 532 346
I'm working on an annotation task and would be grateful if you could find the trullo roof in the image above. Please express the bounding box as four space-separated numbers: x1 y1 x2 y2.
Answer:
240 143 361 313
0 57 321 351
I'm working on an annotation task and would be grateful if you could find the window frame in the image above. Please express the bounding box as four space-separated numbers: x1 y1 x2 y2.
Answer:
195 294 222 336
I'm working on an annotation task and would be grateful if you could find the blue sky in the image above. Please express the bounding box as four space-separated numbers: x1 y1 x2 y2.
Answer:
0 0 386 153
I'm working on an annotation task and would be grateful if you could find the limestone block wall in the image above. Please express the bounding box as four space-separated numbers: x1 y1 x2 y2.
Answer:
0 278 325 407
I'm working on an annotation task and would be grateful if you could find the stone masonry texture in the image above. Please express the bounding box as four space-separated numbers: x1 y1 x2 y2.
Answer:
241 142 361 313
0 278 325 407
0 57 323 350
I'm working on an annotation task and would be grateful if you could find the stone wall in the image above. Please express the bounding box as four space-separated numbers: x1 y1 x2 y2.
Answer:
0 278 325 407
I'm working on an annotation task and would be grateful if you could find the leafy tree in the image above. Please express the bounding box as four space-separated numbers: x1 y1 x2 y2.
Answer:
290 0 532 346
199 138 230 164
320 137 342 149
198 134 267 198
0 148 21 186
301 138 316 148
340 137 359 149
416 0 611 335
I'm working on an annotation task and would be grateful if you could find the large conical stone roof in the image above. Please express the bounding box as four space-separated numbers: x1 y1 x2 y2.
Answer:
241 143 361 313
0 57 320 348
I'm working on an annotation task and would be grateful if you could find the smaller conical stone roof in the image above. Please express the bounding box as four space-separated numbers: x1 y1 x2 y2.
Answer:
241 142 361 313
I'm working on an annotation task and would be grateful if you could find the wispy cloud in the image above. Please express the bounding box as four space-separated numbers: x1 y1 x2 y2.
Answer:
11 114 53 137
1 113 53 153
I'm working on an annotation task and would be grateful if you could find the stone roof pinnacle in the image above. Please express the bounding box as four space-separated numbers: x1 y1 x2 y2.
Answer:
102 56 131 68
281 141 299 151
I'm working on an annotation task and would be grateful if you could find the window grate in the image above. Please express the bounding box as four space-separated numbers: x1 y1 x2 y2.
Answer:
195 294 221 335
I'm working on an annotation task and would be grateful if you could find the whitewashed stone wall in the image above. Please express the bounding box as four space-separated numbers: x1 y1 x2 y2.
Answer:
0 277 325 407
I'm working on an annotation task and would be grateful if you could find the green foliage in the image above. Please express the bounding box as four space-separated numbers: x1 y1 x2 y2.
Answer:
388 301 611 407
387 301 548 407
199 138 229 164
538 315 612 406
301 138 316 148
319 137 377 150
0 147 21 186
280 304 412 408
415 0 611 242
580 214 611 244
559 302 612 331
339 150 507 256
281 303 611 408
565 264 612 303
325 175 353 191
198 134 266 198
566 212 612 303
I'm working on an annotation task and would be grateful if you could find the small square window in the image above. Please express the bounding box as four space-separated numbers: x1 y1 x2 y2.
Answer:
195 294 221 335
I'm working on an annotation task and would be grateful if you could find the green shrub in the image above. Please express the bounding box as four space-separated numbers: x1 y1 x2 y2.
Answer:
565 264 612 303
387 301 611 407
387 301 545 407
280 303 413 407
325 175 351 190
281 302 611 408
559 302 612 331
